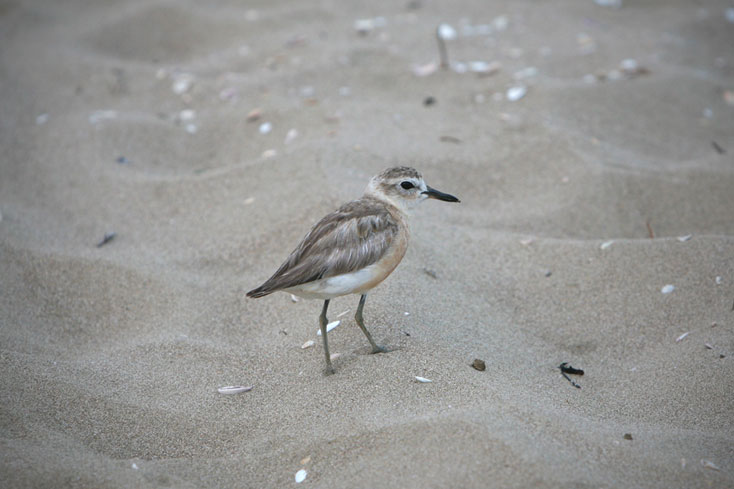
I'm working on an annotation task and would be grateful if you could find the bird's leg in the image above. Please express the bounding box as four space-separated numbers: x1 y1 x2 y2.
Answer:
355 294 387 354
319 299 334 375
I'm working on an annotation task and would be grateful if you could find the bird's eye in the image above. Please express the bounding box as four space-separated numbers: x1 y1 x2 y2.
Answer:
400 181 414 190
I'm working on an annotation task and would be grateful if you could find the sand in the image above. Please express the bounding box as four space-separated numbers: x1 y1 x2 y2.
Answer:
1 0 733 487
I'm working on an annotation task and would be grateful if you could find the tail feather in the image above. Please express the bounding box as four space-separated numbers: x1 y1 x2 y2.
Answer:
246 285 275 298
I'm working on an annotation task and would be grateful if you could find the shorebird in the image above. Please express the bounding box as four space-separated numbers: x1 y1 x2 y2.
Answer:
247 167 460 374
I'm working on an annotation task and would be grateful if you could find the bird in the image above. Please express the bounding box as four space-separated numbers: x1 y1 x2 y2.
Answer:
246 167 460 374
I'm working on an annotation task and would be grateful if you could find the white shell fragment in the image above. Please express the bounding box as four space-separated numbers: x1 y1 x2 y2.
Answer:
506 86 527 101
217 385 253 395
412 62 438 77
675 332 689 343
676 235 692 242
715 276 722 285
316 320 340 336
172 75 193 95
661 284 675 294
701 459 720 471
185 123 198 134
259 122 272 134
600 240 614 250
295 469 308 483
179 109 196 121
301 340 315 349
261 149 277 158
415 376 433 383
131 463 139 470
437 23 457 40
89 110 118 124
336 310 350 318
285 129 299 144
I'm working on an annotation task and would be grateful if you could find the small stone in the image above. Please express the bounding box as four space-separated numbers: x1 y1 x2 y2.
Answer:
259 122 272 134
623 433 633 440
172 75 193 95
301 340 315 349
185 123 198 134
661 284 675 294
261 149 277 158
295 469 307 483
246 108 262 122
423 96 436 106
471 359 486 371
179 109 196 121
544 270 552 277
285 128 299 144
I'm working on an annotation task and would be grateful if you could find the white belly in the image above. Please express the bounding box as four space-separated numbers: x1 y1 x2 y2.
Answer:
284 264 381 300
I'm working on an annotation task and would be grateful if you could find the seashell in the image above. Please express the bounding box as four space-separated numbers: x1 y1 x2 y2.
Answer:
329 353 341 361
412 62 438 77
171 75 193 95
437 23 457 40
285 129 299 144
259 122 272 134
600 240 614 250
301 340 315 349
506 86 527 101
89 110 118 124
316 320 340 335
675 332 689 343
661 284 675 294
700 459 720 471
295 469 307 483
217 385 253 395
715 276 722 285
179 109 195 121
676 235 692 242
415 376 432 383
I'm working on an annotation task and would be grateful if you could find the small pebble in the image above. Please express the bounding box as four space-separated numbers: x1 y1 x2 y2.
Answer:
471 359 486 371
715 276 722 285
259 122 272 134
261 149 277 159
623 433 633 440
544 270 552 277
661 284 674 294
185 123 198 134
295 469 307 483
246 108 262 122
424 96 436 106
131 463 139 470
96 232 116 248
354 18 375 35
36 113 49 125
116 156 130 164
506 86 527 101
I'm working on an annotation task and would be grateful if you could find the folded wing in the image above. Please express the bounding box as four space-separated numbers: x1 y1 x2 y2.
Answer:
247 198 398 298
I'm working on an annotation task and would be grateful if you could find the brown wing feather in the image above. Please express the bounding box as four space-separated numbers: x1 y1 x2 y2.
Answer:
247 197 398 298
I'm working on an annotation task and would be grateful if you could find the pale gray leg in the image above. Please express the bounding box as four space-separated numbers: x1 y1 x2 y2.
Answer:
319 300 334 375
355 294 387 353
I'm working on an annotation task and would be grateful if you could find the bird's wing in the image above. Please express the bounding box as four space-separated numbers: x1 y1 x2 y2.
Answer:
246 198 399 297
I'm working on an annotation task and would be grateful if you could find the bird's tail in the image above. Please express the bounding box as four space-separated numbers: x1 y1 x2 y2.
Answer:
246 285 274 298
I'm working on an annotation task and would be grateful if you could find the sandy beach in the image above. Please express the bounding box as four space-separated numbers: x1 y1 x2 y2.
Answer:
1 0 733 487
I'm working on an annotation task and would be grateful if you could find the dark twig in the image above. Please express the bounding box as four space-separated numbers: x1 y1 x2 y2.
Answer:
645 219 654 239
712 141 726 154
96 232 116 248
559 362 583 389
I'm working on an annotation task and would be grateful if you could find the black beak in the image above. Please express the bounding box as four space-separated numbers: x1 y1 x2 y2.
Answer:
422 185 460 203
